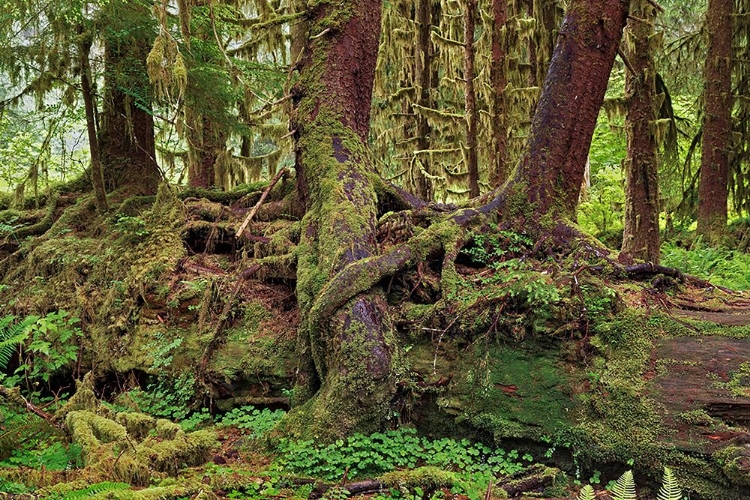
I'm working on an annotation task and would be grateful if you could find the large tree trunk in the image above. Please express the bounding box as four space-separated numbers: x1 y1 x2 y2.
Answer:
465 0 480 198
414 0 434 201
621 1 660 263
98 2 162 195
501 0 630 221
186 109 227 188
490 0 509 187
288 0 398 438
78 31 108 212
697 0 734 240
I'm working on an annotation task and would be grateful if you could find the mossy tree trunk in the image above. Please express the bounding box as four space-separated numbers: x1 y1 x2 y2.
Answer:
490 0 509 187
289 0 399 438
98 1 162 195
500 0 630 221
464 0 480 198
186 108 227 189
78 29 108 212
697 0 734 240
621 0 660 263
414 0 434 201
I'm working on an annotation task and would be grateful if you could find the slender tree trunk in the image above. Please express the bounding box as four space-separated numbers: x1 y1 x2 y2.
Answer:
502 0 630 221
491 0 509 186
98 7 162 195
621 1 660 263
697 0 734 240
526 0 539 87
465 0 480 198
78 32 108 212
288 0 398 439
290 0 309 64
414 0 433 201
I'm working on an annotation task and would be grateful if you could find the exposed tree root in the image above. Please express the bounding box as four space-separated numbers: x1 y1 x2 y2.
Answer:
2 193 59 243
308 219 467 336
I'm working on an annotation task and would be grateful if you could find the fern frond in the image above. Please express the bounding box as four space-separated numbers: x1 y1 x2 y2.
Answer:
0 316 33 370
577 484 597 500
611 470 637 500
657 467 682 500
0 415 62 461
62 481 130 499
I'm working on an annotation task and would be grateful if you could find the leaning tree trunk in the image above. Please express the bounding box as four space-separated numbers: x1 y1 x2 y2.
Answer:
501 0 630 221
98 2 162 195
288 0 399 438
697 0 734 241
621 0 660 263
465 0 480 198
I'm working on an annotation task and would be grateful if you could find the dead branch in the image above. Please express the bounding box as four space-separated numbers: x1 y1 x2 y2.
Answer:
236 168 289 238
198 263 262 374
0 386 64 430
617 48 637 77
647 0 665 13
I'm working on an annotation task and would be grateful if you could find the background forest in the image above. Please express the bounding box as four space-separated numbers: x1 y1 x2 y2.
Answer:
1 0 750 499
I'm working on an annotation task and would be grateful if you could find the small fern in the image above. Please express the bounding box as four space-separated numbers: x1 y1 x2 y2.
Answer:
0 315 33 371
657 467 682 500
611 470 637 500
577 484 597 500
0 414 62 461
62 481 131 499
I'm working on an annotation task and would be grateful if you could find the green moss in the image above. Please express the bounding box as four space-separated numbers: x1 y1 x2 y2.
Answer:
381 466 460 490
445 344 576 441
715 446 750 486
116 412 157 440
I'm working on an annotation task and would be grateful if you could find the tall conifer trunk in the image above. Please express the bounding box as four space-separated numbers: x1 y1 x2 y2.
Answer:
288 0 398 438
698 0 734 240
98 2 161 195
414 0 434 201
491 0 509 186
502 0 630 220
621 1 660 263
465 0 480 197
78 31 108 212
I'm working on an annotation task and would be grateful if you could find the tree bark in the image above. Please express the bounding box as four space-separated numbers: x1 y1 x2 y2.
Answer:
465 0 480 198
187 110 226 188
621 1 660 263
98 2 162 195
501 0 630 221
414 0 434 201
697 0 734 240
78 30 108 212
288 0 398 438
490 0 509 187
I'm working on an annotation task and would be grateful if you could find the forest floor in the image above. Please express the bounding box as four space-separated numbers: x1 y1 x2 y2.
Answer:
2 187 750 499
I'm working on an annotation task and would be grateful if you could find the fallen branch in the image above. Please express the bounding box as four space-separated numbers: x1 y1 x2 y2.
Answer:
198 263 262 374
498 471 555 496
236 168 288 238
0 385 64 430
291 478 386 499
